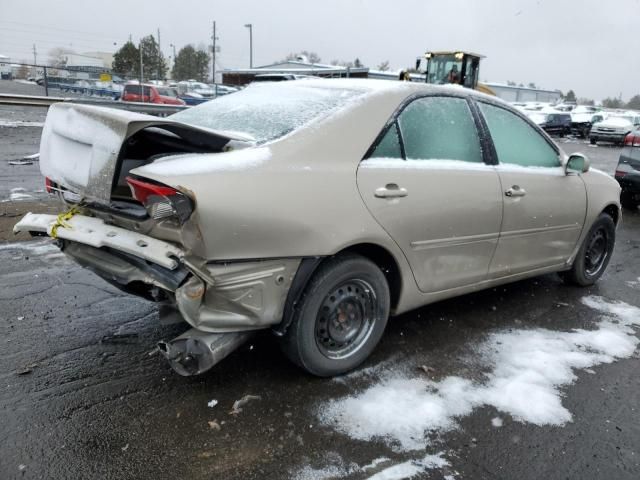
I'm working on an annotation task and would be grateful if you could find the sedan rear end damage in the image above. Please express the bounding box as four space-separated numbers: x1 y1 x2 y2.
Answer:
14 212 301 375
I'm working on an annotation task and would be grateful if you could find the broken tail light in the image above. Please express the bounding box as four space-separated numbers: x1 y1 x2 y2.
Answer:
126 176 193 224
45 176 55 193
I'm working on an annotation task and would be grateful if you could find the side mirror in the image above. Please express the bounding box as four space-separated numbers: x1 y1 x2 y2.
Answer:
566 153 590 174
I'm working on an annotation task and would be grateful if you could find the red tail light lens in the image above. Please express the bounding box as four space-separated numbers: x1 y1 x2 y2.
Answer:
624 133 640 146
45 176 55 193
126 176 193 223
615 170 627 178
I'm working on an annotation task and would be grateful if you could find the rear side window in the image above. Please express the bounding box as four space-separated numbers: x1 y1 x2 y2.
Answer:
397 96 483 163
370 124 402 158
478 102 560 168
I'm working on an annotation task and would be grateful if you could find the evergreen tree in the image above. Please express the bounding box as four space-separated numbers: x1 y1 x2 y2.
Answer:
112 41 139 78
172 45 210 82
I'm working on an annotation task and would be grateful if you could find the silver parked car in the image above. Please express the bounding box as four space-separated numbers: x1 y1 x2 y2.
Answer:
15 79 621 377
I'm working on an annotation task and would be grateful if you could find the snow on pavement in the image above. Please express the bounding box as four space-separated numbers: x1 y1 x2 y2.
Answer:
313 295 639 476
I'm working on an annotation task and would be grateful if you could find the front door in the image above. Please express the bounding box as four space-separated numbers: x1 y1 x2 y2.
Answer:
475 101 587 277
357 95 503 293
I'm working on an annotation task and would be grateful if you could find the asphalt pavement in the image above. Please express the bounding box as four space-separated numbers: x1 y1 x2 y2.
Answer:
1 87 639 479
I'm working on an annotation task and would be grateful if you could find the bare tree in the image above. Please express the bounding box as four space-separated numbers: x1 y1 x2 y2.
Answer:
376 60 390 71
48 47 75 67
16 61 30 79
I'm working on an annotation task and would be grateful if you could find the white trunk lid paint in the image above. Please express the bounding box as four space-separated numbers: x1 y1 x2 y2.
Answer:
39 103 250 205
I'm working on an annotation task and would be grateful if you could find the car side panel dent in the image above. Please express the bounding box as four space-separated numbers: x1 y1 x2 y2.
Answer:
175 258 301 332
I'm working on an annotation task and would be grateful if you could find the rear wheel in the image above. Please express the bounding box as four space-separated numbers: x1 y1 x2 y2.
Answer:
280 254 390 377
559 213 615 286
590 137 597 145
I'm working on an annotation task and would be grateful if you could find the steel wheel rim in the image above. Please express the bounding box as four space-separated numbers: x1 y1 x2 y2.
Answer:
584 227 609 276
315 279 377 359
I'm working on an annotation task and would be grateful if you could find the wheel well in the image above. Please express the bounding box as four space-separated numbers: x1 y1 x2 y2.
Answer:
340 243 402 310
602 204 620 225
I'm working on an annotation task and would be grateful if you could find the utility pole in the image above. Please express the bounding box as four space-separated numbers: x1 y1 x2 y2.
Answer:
139 41 144 101
212 21 218 92
244 23 253 68
32 44 38 80
157 28 162 80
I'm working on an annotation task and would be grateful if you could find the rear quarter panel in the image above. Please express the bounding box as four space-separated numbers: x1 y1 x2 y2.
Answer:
133 88 411 261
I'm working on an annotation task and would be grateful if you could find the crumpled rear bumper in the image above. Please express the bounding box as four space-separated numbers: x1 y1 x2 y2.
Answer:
14 212 183 269
13 212 301 333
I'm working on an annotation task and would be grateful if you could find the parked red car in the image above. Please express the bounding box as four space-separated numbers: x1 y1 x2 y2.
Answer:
120 83 186 105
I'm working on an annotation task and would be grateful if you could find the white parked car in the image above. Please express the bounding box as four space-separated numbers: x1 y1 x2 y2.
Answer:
590 113 640 145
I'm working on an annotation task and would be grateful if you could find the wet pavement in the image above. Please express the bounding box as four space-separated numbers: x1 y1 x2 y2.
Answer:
1 92 639 479
1 212 639 480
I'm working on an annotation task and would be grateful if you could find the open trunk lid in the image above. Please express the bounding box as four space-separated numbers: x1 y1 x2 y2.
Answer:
40 102 252 205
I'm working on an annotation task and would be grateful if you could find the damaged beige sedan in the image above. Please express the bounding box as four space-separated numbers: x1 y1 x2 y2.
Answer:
15 79 621 377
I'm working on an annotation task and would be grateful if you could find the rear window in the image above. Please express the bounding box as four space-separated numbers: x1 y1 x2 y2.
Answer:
170 83 365 143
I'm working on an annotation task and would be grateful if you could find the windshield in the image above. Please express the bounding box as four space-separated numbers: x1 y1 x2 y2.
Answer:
170 83 365 143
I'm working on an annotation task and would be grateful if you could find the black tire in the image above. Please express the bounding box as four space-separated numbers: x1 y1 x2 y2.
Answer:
559 213 615 286
621 192 639 211
590 137 597 145
280 254 390 377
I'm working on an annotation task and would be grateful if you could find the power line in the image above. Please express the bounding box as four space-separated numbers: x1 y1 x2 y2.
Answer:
0 20 122 41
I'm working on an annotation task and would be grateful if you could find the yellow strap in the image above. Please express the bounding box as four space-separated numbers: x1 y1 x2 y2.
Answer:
50 206 81 239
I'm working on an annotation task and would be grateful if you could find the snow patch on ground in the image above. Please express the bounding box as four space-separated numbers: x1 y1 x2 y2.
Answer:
291 453 448 480
320 296 640 452
365 453 449 480
491 417 503 427
626 277 640 289
0 119 45 128
0 240 59 256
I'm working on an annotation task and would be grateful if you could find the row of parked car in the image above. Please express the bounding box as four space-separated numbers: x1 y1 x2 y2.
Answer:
120 80 239 106
517 104 640 146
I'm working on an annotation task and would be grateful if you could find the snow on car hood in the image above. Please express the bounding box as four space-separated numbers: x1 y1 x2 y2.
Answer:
596 117 633 128
39 103 250 204
570 112 594 123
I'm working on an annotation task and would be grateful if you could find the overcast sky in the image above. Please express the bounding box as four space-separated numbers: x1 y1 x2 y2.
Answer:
0 0 637 100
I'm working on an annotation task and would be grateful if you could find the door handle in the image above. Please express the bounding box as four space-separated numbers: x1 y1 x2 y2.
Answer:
375 184 408 198
505 185 526 197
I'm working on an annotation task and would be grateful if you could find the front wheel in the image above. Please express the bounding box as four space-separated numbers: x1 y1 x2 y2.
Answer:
559 213 615 286
280 254 390 377
590 137 597 145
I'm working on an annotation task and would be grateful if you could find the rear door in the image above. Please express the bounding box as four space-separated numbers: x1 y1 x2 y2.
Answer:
475 101 587 277
357 95 503 293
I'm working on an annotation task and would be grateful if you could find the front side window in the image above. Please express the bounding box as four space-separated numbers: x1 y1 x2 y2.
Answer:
397 96 483 163
478 102 561 168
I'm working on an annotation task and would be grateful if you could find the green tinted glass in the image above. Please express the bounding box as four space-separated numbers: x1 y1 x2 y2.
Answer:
478 102 560 168
397 96 483 163
370 124 402 158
